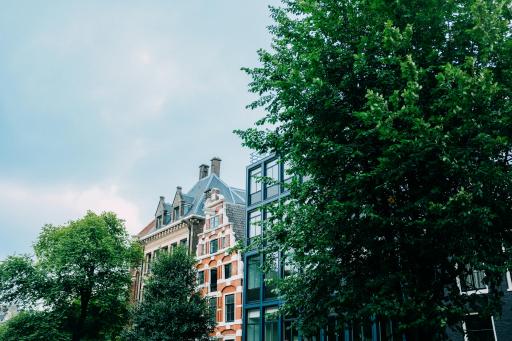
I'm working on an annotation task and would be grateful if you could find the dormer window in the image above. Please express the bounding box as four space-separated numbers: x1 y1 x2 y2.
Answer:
173 206 180 221
156 215 163 229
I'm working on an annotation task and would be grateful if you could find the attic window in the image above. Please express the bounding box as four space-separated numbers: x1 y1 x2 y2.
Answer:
174 206 180 221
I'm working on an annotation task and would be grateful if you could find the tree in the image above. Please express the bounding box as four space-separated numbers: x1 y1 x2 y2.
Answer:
0 311 69 341
0 211 142 341
237 0 512 339
123 246 214 341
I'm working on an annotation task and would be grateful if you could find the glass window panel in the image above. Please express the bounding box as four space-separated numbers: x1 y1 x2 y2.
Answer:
250 167 262 203
247 309 261 341
265 252 279 299
465 315 495 341
283 320 299 341
224 263 232 279
247 257 262 302
225 294 235 323
209 297 217 322
210 268 218 292
265 307 279 341
249 210 262 240
210 239 219 254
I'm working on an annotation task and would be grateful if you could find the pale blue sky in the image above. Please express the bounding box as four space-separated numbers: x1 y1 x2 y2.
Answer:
0 1 277 258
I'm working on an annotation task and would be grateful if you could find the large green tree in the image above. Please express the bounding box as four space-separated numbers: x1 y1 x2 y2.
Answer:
122 246 214 341
0 211 142 341
237 0 512 339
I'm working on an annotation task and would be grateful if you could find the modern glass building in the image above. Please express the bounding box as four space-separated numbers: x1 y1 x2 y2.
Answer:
243 153 293 341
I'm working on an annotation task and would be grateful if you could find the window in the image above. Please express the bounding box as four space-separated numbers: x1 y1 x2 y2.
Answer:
145 253 152 273
225 294 235 323
209 297 217 322
284 320 299 341
171 242 177 253
507 270 512 291
210 268 218 292
249 210 262 241
249 167 262 204
209 215 220 229
247 309 261 341
283 161 293 185
197 271 204 285
461 268 487 292
161 246 168 254
247 256 262 302
265 307 279 341
265 252 279 299
180 238 187 247
265 159 279 198
224 263 232 279
210 239 219 254
198 243 205 256
173 206 180 221
463 314 496 341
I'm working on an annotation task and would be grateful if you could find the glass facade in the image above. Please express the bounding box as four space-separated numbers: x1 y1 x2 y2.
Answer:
247 309 261 341
249 210 262 241
247 256 262 302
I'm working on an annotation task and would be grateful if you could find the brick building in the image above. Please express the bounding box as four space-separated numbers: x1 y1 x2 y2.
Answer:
196 187 246 341
133 158 245 304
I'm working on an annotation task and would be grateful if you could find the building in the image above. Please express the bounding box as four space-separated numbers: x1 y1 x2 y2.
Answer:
132 157 248 340
243 154 292 341
241 154 512 341
196 187 246 341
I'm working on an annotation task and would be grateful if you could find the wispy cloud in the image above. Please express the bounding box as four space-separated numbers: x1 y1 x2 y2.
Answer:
0 180 144 257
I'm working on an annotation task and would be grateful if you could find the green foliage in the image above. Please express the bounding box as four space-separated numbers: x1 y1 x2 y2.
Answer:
0 211 143 341
0 311 69 341
123 246 214 341
237 0 512 339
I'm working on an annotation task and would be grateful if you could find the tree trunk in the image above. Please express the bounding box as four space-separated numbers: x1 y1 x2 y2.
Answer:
72 289 91 341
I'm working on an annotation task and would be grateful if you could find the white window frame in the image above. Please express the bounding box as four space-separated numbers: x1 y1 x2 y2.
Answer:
462 313 497 341
457 269 489 295
506 270 512 291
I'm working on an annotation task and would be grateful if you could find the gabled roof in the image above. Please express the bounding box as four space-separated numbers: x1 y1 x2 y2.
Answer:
136 173 246 238
184 173 245 216
137 219 156 238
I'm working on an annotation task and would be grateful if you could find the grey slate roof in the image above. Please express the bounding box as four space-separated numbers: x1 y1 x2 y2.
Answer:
139 173 246 237
183 173 245 216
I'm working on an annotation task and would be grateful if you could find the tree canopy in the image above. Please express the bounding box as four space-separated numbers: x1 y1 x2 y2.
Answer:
0 211 142 341
237 0 512 339
122 246 214 341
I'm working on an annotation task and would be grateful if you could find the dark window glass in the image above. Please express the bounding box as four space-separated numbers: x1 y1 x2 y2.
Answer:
283 161 293 184
225 294 235 323
210 215 220 229
465 315 495 341
210 239 219 254
180 238 187 247
197 271 204 285
209 297 217 322
265 252 279 299
265 307 279 341
283 320 299 341
249 167 262 204
247 257 262 302
462 269 487 291
265 159 279 198
224 263 232 279
249 210 262 241
247 309 261 341
210 268 218 292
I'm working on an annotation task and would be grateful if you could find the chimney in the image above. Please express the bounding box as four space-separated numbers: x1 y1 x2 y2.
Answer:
210 157 221 177
199 164 209 180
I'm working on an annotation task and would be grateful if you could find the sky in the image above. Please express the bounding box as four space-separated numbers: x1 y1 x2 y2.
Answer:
0 1 278 258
